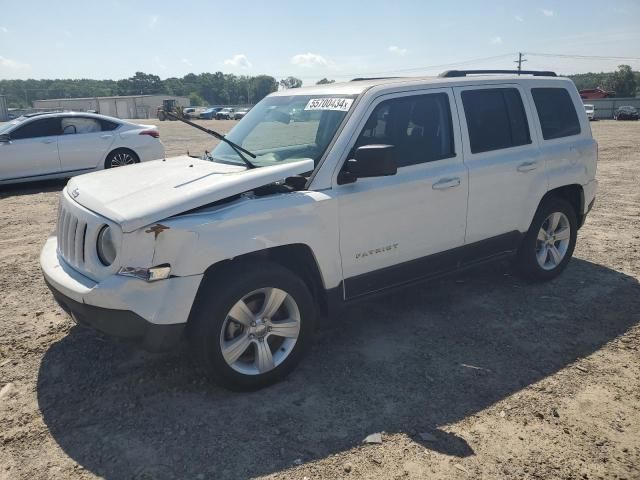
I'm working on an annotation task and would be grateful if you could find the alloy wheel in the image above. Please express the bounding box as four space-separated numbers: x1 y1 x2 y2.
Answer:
536 212 571 270
219 287 301 375
110 152 136 167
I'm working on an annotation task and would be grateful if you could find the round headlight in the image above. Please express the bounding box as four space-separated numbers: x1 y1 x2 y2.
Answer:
97 225 117 266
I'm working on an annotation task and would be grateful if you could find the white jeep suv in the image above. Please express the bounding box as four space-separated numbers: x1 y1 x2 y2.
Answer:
41 70 598 390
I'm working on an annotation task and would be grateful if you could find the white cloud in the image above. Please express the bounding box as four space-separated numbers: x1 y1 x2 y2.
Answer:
148 14 159 28
0 26 8 33
387 45 408 56
181 58 192 67
490 36 503 45
223 53 252 70
290 52 329 68
0 56 31 72
515 15 524 22
541 9 555 17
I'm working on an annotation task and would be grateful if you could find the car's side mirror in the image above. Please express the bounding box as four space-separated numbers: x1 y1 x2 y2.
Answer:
338 144 397 185
0 134 11 143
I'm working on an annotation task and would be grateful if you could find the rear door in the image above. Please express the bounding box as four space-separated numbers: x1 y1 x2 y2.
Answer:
0 117 61 181
57 116 117 171
454 84 546 244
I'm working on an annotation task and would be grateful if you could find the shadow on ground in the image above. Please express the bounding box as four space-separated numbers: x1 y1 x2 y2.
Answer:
0 179 66 198
37 258 640 479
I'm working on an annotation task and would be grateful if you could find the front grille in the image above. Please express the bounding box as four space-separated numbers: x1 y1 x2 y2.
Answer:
57 203 88 269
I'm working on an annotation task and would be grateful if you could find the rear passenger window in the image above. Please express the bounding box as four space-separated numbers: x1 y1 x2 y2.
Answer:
531 88 581 140
355 92 455 167
461 88 531 154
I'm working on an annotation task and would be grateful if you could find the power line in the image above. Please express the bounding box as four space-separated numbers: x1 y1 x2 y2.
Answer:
525 52 640 61
272 53 517 81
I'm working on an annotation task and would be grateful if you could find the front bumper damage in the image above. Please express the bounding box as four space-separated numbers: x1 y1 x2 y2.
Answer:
40 236 202 351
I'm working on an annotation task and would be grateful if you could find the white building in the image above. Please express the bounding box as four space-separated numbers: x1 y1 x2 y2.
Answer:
32 94 189 119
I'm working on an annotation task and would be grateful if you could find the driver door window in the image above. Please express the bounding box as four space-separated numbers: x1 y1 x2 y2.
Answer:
11 118 61 140
354 93 455 167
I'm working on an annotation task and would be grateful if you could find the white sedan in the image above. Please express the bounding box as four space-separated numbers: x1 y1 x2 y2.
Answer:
0 112 165 185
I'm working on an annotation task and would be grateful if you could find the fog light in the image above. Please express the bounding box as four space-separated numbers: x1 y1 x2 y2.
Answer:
118 264 171 282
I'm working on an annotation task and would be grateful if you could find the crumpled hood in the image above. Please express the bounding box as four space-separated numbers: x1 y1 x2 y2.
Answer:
66 156 314 232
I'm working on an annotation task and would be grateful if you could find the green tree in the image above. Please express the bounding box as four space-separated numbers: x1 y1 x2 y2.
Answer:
316 78 335 85
612 64 637 98
279 76 303 89
189 92 207 106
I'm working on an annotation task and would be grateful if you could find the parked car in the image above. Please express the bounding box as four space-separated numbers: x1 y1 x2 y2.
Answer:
584 104 595 121
41 71 597 390
199 107 222 120
0 112 164 185
216 107 235 120
613 106 639 121
233 108 250 120
182 107 197 119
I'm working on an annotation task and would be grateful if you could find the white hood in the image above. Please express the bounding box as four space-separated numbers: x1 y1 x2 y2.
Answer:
67 156 314 232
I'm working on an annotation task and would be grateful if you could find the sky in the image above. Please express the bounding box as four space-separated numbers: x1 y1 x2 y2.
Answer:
1 0 639 84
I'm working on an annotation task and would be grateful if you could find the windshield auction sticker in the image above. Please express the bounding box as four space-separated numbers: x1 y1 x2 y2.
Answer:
304 98 354 112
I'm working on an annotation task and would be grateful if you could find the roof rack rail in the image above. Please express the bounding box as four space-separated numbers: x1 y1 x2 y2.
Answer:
350 77 403 82
439 69 557 78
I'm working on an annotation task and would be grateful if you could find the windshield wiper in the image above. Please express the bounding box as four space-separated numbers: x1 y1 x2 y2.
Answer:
161 110 257 169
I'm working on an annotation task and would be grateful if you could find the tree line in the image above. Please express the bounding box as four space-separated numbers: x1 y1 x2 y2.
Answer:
0 65 637 109
0 72 281 108
565 65 638 97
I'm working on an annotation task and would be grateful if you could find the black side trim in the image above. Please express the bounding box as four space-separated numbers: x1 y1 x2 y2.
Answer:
344 231 523 299
2 167 94 182
44 279 185 352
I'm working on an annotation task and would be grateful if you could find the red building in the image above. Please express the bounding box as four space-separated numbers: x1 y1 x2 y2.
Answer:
579 88 616 99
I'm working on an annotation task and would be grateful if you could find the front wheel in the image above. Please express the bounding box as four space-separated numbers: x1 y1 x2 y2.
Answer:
188 262 316 390
515 196 577 282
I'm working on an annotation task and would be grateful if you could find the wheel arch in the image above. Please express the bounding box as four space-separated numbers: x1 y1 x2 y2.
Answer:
543 184 585 227
189 244 330 322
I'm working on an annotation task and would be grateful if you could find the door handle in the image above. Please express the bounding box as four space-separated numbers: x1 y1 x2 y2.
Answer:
41 139 55 144
432 177 461 190
100 134 113 139
517 161 537 172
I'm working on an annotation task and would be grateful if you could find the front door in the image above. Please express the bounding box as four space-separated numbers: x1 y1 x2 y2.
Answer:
334 88 469 299
0 117 61 182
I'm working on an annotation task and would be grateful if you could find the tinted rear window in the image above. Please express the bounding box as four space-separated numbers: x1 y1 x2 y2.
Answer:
461 88 531 154
531 88 581 140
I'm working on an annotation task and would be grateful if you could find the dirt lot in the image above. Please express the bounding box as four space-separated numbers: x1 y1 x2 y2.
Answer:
0 120 639 480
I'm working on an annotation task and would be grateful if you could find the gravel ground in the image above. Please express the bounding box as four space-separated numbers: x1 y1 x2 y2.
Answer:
0 120 638 480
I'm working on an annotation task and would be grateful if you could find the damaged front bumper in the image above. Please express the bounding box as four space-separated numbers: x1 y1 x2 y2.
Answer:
40 236 202 351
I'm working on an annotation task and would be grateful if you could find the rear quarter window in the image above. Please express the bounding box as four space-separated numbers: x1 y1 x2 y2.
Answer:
531 88 581 140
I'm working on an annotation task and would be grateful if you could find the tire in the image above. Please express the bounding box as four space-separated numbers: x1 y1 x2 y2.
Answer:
188 261 317 391
515 196 578 282
104 149 139 169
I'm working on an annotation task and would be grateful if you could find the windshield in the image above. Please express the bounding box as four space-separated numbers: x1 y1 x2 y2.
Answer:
210 94 356 168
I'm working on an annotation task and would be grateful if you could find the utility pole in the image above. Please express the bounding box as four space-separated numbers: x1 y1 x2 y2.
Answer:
514 52 527 74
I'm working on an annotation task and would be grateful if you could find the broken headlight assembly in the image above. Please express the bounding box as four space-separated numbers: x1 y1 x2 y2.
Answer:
117 264 172 282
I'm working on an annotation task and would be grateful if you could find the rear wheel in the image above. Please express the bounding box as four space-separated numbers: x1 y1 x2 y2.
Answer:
105 149 139 169
188 262 316 390
515 196 577 281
